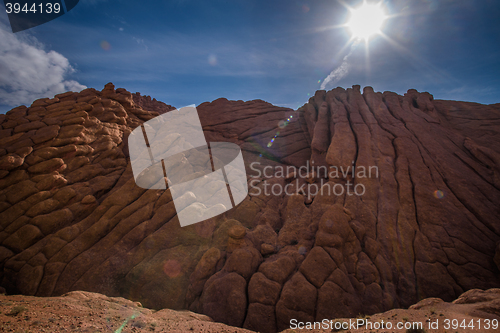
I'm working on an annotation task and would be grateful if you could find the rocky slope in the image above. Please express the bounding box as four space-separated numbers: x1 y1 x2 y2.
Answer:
0 83 499 333
0 290 256 333
1 288 499 333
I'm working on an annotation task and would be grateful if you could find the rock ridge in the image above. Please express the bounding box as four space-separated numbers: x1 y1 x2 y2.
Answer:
0 83 499 333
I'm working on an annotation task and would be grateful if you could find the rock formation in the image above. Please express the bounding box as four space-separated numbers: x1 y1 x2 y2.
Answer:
0 290 256 333
131 92 175 114
0 83 499 333
1 288 499 333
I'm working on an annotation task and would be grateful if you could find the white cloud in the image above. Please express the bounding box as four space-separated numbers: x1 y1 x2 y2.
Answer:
0 22 86 107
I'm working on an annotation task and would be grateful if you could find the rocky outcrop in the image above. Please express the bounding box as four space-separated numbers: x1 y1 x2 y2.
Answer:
1 288 499 333
131 92 175 114
280 288 500 333
0 290 256 333
0 83 499 333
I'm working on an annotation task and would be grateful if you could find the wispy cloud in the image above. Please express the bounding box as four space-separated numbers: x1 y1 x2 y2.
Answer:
132 37 148 51
320 40 360 90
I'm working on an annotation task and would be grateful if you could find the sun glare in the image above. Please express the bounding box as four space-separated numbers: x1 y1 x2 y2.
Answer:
346 1 387 41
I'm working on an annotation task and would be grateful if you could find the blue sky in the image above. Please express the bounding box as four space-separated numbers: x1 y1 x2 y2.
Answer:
1 0 499 113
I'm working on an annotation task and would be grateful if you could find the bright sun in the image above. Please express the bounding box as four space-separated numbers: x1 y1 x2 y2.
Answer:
346 1 387 40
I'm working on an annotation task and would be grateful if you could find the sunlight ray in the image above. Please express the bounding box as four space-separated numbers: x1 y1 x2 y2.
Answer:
379 31 455 83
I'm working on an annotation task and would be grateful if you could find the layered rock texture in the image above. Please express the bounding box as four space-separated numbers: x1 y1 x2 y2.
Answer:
0 83 499 333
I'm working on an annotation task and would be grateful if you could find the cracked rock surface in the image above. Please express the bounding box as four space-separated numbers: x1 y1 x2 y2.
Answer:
0 83 499 333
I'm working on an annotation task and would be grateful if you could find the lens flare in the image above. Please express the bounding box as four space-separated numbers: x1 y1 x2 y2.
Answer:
208 54 217 66
163 259 182 278
100 40 111 51
433 190 444 199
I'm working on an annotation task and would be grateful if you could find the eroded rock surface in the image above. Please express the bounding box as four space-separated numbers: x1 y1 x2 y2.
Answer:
0 84 499 333
0 290 255 333
0 288 499 333
280 288 500 333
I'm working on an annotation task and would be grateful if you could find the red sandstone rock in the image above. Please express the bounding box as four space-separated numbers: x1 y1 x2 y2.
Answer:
0 84 499 333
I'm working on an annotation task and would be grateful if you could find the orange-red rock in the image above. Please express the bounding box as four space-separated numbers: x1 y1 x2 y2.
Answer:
0 84 499 333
